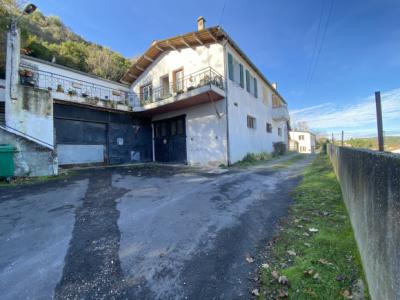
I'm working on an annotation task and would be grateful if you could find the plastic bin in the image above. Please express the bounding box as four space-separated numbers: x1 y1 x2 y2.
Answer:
0 144 15 178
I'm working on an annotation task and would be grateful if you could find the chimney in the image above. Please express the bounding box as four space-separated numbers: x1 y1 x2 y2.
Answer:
272 82 278 90
197 16 206 31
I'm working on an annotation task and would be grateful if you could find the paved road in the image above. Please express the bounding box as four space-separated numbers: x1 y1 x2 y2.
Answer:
0 155 313 299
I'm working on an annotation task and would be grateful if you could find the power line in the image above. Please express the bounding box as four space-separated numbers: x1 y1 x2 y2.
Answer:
218 0 228 26
305 0 325 91
307 0 336 91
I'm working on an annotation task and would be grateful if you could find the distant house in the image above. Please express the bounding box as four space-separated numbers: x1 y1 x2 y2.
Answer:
289 131 316 154
1 17 290 176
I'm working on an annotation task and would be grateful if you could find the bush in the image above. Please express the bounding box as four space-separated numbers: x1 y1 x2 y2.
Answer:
239 152 272 164
273 142 287 156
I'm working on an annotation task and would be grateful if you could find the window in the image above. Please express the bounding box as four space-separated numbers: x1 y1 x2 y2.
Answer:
247 115 256 129
246 69 250 92
253 77 258 98
266 122 272 133
299 135 305 140
300 146 307 152
228 52 244 88
173 68 184 92
140 83 152 102
278 127 282 136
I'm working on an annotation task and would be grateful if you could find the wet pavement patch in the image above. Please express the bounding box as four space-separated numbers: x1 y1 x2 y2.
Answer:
54 171 131 299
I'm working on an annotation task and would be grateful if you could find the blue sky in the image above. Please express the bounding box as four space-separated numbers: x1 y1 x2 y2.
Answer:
31 0 400 138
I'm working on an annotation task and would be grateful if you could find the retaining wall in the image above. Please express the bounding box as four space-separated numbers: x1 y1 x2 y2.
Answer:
328 145 400 300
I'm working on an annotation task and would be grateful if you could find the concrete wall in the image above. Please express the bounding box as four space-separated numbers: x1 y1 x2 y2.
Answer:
0 127 57 176
225 43 288 163
328 145 400 300
289 131 316 153
152 101 227 166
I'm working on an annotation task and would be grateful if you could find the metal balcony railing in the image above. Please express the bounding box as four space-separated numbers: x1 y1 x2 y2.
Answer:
272 104 290 121
18 65 134 105
138 67 224 105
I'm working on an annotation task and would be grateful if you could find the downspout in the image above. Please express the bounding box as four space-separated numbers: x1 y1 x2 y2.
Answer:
222 38 231 165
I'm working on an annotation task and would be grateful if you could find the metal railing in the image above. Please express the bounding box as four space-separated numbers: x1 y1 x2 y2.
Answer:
18 65 134 105
138 67 224 105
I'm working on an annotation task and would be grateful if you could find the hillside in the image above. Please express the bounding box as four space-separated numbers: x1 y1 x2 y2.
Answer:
346 136 400 152
0 0 131 81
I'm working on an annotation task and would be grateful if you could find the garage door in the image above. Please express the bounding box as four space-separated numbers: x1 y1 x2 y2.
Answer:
55 118 107 165
153 115 187 163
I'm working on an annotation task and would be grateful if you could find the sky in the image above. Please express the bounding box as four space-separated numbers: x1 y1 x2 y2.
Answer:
29 0 400 138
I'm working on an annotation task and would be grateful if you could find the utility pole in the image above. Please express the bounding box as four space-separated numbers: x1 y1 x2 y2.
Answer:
375 91 384 151
341 130 344 146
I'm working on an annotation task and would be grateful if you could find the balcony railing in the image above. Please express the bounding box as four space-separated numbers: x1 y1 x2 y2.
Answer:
138 67 224 106
18 65 134 105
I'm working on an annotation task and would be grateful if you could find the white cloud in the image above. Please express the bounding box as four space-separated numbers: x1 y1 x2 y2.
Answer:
290 88 400 138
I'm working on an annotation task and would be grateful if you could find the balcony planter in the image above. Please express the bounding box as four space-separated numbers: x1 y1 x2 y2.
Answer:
81 92 89 98
68 89 77 96
187 86 195 91
19 69 33 77
112 90 122 96
56 84 64 93
47 87 53 91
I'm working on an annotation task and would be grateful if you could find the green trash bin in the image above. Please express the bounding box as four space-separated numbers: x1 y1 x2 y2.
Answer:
0 144 15 178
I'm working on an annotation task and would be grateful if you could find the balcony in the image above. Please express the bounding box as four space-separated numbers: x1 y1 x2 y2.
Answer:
272 104 290 121
18 66 134 111
135 67 225 115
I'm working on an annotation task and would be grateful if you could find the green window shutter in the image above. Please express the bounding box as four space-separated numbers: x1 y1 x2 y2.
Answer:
239 64 244 88
246 70 250 92
254 78 258 97
228 53 234 81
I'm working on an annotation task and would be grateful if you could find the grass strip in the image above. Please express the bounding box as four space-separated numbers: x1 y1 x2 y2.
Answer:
258 154 369 299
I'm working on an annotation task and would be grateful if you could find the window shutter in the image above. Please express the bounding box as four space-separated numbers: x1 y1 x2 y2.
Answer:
228 53 234 81
239 64 244 88
254 78 258 97
246 70 250 92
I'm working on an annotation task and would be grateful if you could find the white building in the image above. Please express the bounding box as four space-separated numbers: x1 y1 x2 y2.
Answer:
289 131 316 154
122 17 290 166
1 17 290 176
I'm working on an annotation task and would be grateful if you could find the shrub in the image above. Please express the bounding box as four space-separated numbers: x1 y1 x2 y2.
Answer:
273 142 287 156
240 152 272 164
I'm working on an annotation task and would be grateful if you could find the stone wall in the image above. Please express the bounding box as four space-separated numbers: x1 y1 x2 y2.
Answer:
328 145 400 300
0 127 57 176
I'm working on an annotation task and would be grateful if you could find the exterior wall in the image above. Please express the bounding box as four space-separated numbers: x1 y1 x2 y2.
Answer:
152 101 227 166
0 127 57 176
131 43 224 95
289 131 316 153
328 145 400 300
224 43 287 163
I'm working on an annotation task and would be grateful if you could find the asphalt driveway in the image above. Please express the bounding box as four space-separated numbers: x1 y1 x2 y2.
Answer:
0 155 313 299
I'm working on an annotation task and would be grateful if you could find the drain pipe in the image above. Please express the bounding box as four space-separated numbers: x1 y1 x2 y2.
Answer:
222 37 231 166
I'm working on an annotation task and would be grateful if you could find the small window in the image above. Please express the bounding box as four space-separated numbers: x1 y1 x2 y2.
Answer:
278 127 282 136
299 135 305 140
266 123 272 133
247 115 256 129
155 123 161 137
171 121 177 136
177 119 184 135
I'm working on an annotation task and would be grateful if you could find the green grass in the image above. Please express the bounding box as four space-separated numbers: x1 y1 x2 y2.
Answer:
232 152 274 168
259 154 369 299
0 171 72 188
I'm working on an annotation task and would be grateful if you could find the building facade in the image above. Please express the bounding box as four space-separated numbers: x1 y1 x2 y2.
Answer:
289 131 316 154
1 17 290 176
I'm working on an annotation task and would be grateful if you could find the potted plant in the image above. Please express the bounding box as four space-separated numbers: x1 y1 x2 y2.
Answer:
81 92 89 98
47 87 53 91
68 89 77 96
56 84 64 93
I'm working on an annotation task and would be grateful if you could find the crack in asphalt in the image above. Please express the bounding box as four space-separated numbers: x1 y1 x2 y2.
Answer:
54 171 131 299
